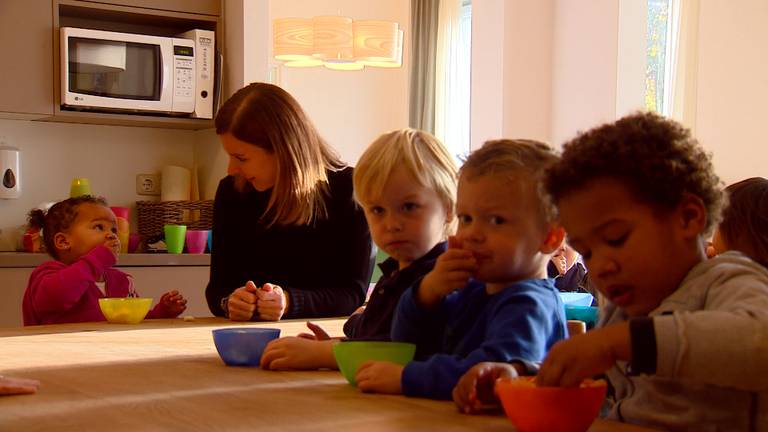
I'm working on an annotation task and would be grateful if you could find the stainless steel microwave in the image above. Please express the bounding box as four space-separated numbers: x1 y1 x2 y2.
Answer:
60 27 214 119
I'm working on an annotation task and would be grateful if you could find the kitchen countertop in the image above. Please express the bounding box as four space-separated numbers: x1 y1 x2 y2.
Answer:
0 252 210 268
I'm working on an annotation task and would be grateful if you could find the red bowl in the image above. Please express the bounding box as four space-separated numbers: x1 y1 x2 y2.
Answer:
495 377 607 432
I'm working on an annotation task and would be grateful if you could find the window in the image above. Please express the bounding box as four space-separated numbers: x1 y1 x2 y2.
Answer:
645 0 673 115
435 0 472 164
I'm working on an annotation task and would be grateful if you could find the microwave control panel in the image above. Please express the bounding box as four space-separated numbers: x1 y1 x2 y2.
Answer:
171 39 195 113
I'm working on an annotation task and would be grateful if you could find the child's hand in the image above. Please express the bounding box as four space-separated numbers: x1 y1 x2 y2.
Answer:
260 337 334 370
297 321 331 340
105 239 121 259
227 281 259 321
255 283 288 321
159 290 187 316
0 376 40 395
537 322 630 387
453 362 519 414
355 361 404 394
418 237 476 307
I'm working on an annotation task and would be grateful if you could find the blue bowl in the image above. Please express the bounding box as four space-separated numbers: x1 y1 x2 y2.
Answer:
559 292 594 307
565 305 599 327
212 328 281 366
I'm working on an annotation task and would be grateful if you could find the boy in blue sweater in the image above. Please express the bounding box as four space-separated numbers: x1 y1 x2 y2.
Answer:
355 139 569 399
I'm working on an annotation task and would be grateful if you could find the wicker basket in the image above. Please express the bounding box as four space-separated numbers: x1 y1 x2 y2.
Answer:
136 200 214 238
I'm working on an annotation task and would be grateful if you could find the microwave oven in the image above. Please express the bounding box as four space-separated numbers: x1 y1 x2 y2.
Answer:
60 27 214 119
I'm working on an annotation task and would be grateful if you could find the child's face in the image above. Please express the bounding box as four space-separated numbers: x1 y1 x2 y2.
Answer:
709 228 728 257
455 174 550 291
221 133 278 191
361 167 449 269
558 178 701 316
64 204 121 259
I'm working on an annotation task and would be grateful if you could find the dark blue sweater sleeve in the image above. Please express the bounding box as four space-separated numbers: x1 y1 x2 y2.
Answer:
391 285 446 357
399 289 566 400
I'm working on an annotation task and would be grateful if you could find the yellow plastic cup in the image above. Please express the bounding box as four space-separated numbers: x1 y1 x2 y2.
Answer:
70 178 91 198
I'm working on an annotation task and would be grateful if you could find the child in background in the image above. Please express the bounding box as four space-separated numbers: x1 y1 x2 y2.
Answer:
354 139 568 399
22 196 187 326
260 129 457 370
548 242 589 293
533 112 768 430
708 177 768 268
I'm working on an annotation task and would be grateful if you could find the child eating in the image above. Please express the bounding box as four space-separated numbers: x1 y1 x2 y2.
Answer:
23 196 187 325
355 139 568 399
536 112 768 430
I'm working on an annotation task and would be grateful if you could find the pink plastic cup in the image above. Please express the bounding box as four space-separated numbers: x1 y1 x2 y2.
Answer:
128 233 141 253
110 207 129 219
185 230 209 254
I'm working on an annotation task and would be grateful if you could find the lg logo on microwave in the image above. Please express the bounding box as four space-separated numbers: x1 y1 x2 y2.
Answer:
74 96 84 101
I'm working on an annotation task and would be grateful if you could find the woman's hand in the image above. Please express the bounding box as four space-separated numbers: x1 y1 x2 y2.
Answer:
355 361 404 394
256 283 288 321
227 281 259 321
159 290 187 316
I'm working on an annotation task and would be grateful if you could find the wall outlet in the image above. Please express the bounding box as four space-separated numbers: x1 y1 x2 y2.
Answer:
136 174 160 196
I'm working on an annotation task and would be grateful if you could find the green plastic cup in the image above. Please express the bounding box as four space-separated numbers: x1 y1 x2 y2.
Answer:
164 224 187 254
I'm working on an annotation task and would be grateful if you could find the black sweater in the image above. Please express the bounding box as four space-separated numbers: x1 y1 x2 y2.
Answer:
344 242 446 340
205 167 374 319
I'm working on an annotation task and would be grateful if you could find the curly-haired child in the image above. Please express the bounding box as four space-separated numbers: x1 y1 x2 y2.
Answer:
534 112 768 430
22 196 187 325
708 177 768 269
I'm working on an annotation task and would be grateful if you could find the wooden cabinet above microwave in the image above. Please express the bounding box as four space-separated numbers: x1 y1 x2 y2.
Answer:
0 0 220 130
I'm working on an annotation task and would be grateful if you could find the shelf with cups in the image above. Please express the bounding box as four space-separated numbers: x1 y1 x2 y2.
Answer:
0 252 210 268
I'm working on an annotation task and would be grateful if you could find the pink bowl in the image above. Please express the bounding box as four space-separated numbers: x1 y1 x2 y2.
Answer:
185 230 209 254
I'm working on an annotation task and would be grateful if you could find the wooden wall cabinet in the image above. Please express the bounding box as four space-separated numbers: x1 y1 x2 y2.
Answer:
0 0 55 119
0 0 221 130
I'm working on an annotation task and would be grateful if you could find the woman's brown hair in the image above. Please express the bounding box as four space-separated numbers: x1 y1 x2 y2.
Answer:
215 83 344 227
719 177 768 267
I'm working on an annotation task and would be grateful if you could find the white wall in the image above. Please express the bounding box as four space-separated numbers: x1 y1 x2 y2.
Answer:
195 0 410 200
695 0 768 185
550 0 619 147
470 0 506 149
470 0 555 149
269 0 410 164
501 0 554 144
0 119 195 250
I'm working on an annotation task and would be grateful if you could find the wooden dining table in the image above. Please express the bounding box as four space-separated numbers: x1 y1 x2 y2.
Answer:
0 317 656 431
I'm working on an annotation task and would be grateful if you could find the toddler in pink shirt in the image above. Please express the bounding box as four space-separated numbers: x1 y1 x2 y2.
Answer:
22 196 187 326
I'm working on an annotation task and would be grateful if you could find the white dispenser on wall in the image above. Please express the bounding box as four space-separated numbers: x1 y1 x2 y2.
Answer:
0 145 20 199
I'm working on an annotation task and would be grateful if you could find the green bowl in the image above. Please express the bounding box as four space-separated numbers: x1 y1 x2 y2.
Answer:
332 341 416 386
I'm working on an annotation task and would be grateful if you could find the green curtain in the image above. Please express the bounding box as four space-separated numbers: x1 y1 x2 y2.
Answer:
409 0 440 134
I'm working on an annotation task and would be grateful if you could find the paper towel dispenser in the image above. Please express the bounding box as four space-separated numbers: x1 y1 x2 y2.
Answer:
0 146 20 199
